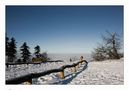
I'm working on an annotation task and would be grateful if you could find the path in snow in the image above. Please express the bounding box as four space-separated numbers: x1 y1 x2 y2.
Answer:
36 62 87 85
69 59 124 85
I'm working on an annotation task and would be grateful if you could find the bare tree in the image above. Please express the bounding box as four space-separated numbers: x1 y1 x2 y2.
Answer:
102 31 121 59
92 45 107 61
92 31 122 61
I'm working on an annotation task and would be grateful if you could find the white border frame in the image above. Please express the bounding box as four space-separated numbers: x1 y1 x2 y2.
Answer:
0 0 128 90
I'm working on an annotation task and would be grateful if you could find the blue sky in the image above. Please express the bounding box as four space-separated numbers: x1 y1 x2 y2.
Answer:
6 6 123 54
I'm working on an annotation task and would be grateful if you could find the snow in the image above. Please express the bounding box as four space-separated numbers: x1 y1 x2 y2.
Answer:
69 59 124 85
6 62 64 80
6 58 124 85
6 59 79 80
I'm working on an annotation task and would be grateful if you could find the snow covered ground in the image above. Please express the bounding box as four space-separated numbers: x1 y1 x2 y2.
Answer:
6 58 124 85
6 59 78 80
69 59 124 85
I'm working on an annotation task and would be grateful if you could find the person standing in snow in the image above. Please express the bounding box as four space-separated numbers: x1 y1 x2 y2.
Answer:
80 56 83 61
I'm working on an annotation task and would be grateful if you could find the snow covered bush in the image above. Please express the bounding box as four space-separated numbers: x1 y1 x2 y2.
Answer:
32 52 50 63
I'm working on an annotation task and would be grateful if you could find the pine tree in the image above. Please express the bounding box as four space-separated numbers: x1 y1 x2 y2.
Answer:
34 45 40 58
20 42 31 63
6 36 9 56
8 37 17 62
6 35 10 62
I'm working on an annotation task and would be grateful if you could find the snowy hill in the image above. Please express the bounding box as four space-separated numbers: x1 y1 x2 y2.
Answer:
36 59 124 85
69 59 124 85
6 58 124 85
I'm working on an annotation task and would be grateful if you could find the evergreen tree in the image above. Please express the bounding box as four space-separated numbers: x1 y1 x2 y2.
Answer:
20 42 31 62
34 45 40 58
6 36 9 56
8 37 17 62
6 35 10 62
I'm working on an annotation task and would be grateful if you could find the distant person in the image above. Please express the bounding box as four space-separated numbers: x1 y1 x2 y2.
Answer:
80 56 88 64
80 56 83 61
70 58 72 62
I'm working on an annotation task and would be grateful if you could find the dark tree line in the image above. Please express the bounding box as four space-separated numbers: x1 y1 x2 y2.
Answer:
6 36 17 62
92 31 123 61
6 36 48 63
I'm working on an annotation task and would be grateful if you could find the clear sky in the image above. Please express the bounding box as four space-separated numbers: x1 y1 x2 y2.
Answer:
6 6 123 54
